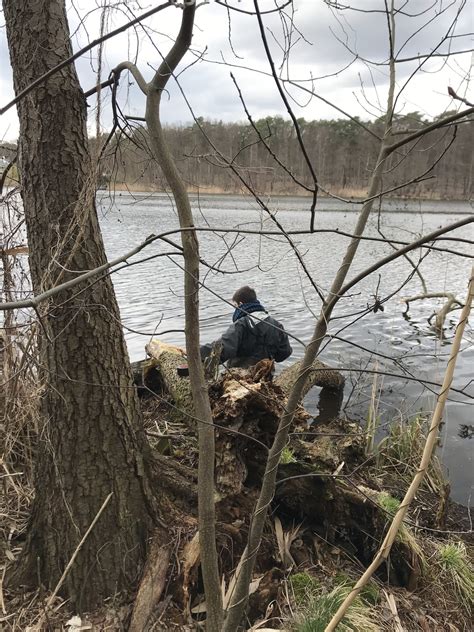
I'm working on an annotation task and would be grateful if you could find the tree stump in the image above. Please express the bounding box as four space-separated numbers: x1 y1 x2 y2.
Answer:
141 340 424 617
144 338 344 419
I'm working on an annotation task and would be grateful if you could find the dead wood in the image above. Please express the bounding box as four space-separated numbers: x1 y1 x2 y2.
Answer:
145 340 193 418
402 292 464 336
142 339 344 422
150 452 197 506
129 532 171 632
209 367 295 497
275 357 345 398
141 344 422 618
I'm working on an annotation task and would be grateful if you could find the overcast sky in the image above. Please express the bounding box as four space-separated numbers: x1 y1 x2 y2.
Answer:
1 0 472 143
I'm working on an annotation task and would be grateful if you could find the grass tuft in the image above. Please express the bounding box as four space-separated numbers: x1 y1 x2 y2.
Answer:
289 572 319 605
377 491 424 563
377 491 400 516
292 583 380 632
334 573 380 606
280 445 297 464
436 541 474 612
375 414 445 494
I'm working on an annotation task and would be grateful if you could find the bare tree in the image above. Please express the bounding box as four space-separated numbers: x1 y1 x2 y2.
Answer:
216 1 474 627
111 4 224 629
1 0 472 629
2 0 157 610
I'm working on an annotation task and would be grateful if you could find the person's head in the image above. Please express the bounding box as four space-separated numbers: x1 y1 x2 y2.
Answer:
232 285 257 306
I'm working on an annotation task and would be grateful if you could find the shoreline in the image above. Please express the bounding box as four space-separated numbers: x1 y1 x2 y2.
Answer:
103 181 471 203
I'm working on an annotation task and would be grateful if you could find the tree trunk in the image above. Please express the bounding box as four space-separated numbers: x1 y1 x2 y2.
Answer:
3 0 154 609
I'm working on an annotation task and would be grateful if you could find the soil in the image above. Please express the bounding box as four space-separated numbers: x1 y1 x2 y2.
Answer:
1 365 472 631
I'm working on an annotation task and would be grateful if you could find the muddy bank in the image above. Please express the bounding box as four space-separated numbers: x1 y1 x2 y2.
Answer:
2 350 472 631
102 181 467 202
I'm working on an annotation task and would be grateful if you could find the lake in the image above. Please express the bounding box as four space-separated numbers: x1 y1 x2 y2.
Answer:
98 192 473 505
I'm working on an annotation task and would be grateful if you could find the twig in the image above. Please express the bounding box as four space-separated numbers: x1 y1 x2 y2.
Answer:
214 0 292 16
36 492 113 623
253 0 318 232
0 564 6 615
0 3 172 116
325 266 473 631
447 85 473 107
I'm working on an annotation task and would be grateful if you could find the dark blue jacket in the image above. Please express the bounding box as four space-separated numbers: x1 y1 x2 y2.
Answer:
200 310 292 368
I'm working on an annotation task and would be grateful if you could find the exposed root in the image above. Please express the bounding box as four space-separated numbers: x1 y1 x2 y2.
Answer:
129 532 172 632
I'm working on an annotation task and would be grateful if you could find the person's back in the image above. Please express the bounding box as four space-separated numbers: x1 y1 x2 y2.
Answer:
200 286 292 369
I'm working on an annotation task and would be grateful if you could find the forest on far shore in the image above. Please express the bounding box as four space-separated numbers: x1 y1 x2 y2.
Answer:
2 113 472 199
98 113 472 199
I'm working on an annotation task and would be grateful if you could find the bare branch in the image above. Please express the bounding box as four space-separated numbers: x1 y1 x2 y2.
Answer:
150 4 195 93
0 154 17 195
214 0 292 16
112 61 149 95
396 48 473 63
386 106 474 154
448 85 474 107
0 1 172 116
253 0 319 232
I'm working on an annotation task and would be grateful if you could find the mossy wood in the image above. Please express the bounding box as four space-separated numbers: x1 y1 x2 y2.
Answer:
275 357 345 398
143 339 344 419
141 342 422 603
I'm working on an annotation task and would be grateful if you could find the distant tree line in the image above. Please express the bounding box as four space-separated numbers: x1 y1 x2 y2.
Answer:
100 113 472 199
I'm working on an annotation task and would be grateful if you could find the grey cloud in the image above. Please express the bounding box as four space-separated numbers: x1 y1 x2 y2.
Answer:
206 0 471 87
1 0 471 141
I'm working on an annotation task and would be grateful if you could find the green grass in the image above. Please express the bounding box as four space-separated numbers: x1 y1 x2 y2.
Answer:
334 573 380 606
377 491 424 561
378 491 400 516
292 583 380 632
289 572 319 605
280 445 297 464
437 541 474 612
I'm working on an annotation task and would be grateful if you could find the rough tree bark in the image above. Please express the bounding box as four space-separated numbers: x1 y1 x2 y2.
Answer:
140 5 224 627
3 0 155 609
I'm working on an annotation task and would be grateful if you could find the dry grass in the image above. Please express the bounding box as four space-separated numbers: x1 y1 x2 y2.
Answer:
291 582 382 632
375 414 446 495
1 341 40 630
435 541 474 614
1 217 39 561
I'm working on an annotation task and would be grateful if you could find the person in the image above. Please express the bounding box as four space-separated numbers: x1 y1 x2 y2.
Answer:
200 286 292 369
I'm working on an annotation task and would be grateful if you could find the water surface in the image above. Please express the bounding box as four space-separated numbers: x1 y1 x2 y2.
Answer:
98 193 473 504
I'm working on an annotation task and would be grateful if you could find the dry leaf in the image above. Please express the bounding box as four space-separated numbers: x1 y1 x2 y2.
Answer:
182 532 200 609
274 516 300 570
383 590 405 632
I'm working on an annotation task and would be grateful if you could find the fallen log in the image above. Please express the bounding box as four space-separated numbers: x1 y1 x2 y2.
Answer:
275 357 345 398
138 346 425 625
143 338 344 416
